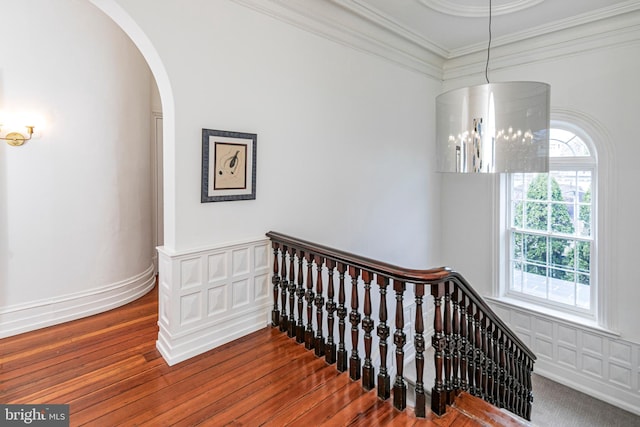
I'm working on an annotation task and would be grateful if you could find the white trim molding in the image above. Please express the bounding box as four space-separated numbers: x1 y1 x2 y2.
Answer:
231 0 445 79
418 0 543 18
0 265 156 339
488 298 640 416
156 237 272 366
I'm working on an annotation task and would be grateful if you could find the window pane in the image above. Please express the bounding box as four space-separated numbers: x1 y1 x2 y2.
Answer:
578 172 592 237
524 202 548 231
512 201 523 228
551 202 574 234
512 232 523 260
512 173 524 200
577 241 590 273
549 129 591 157
525 174 548 200
550 237 573 270
576 274 590 309
549 269 575 305
524 234 547 268
552 170 575 199
511 261 523 292
522 265 546 298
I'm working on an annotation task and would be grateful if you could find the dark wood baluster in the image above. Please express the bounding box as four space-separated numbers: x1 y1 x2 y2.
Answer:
443 281 453 404
325 259 337 364
467 303 476 396
459 293 468 392
492 324 500 405
314 255 325 357
287 248 297 337
414 283 426 418
336 262 348 372
525 356 534 421
304 252 315 350
513 346 521 416
474 309 483 399
498 330 506 408
511 342 518 414
517 348 525 417
279 245 289 332
393 280 407 410
451 283 461 396
271 242 280 327
361 271 375 390
480 313 488 400
376 275 391 400
485 320 494 404
296 251 305 343
431 282 446 415
348 266 362 380
506 339 515 411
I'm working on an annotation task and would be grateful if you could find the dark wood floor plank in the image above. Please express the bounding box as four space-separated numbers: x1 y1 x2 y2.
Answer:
165 357 335 427
75 337 295 426
0 284 526 427
1 325 158 400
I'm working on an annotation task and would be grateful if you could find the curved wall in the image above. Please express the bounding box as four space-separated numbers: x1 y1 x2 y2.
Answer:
0 0 155 337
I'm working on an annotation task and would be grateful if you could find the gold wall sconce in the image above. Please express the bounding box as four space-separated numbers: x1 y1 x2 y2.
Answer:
1 125 35 146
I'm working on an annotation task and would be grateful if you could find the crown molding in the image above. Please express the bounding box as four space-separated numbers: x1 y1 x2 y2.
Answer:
450 0 640 58
232 0 444 79
444 9 640 81
417 0 543 18
334 0 449 58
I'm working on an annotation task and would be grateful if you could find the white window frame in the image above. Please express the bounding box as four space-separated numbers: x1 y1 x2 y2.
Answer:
497 120 600 321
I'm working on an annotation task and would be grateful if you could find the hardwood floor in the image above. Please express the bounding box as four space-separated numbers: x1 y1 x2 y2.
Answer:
0 285 525 426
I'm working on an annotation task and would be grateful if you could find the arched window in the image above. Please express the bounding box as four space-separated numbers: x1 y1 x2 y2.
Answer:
504 125 596 315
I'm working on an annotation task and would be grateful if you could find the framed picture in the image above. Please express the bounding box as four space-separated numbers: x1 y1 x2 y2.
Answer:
201 128 257 202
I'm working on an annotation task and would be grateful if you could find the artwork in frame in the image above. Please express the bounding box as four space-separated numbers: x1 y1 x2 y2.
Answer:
201 128 257 202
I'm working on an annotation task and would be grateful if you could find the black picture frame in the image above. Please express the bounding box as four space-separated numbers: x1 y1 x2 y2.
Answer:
201 129 257 202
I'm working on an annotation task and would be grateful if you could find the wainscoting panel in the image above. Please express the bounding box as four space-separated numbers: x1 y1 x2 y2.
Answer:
156 238 271 366
488 299 640 415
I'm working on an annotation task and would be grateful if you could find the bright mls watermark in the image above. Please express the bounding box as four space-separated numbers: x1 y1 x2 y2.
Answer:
1 405 69 426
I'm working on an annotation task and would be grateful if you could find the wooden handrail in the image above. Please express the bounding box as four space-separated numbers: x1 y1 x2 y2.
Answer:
266 231 536 420
267 231 450 282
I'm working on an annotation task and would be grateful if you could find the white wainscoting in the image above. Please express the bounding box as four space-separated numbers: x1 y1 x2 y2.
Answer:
0 264 156 339
488 299 640 416
156 238 272 365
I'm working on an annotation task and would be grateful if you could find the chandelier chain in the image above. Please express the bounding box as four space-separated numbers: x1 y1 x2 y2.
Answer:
485 0 492 83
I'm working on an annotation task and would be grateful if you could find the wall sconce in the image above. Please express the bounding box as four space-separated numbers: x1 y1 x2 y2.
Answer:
0 125 35 146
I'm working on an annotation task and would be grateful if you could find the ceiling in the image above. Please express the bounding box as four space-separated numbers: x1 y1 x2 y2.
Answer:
335 0 636 57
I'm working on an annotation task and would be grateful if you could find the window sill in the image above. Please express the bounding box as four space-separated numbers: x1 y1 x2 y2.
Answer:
485 295 620 338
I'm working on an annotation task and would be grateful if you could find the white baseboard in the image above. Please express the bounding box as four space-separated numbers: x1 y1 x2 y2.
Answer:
0 264 156 339
156 237 272 366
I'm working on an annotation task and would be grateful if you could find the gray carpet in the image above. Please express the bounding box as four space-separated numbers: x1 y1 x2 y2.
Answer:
529 374 640 427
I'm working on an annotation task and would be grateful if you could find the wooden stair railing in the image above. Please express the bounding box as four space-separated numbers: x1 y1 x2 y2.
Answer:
267 231 536 420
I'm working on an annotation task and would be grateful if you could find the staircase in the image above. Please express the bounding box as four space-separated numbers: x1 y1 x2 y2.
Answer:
267 231 536 420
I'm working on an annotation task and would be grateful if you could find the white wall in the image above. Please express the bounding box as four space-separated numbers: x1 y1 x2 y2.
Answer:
102 0 442 267
0 0 155 336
